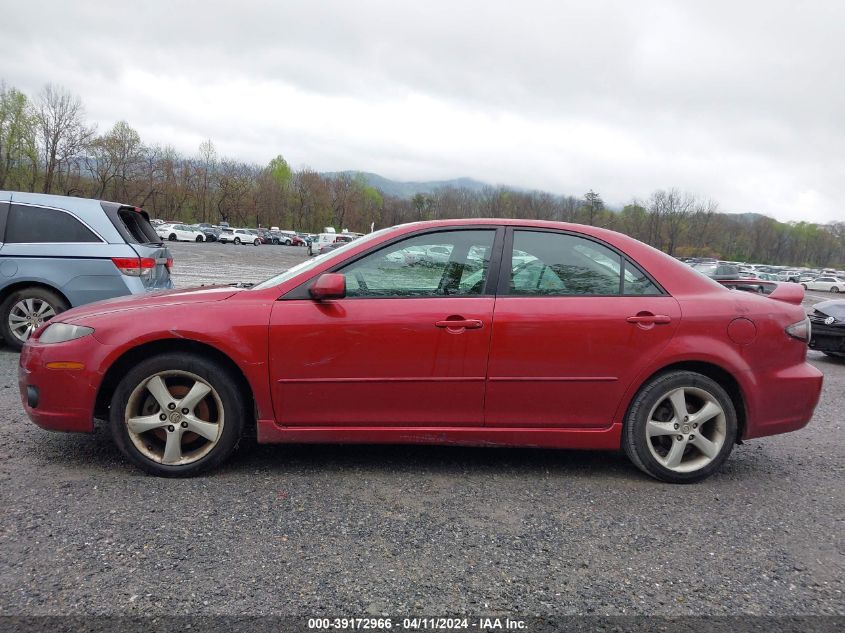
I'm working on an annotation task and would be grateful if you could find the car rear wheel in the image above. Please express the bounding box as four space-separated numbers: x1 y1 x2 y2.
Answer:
0 287 69 350
234 237 241 245
168 234 177 241
195 235 203 242
253 239 260 246
801 284 807 289
623 371 737 483
831 287 840 293
109 353 246 477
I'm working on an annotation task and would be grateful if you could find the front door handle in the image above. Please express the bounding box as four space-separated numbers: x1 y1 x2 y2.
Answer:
626 313 672 325
435 318 483 330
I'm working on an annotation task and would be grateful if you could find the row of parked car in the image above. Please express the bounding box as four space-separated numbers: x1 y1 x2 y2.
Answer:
683 258 845 294
151 220 311 246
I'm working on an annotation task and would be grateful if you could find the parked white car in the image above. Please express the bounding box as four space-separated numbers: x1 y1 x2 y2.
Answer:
219 228 261 246
156 223 205 242
802 276 844 293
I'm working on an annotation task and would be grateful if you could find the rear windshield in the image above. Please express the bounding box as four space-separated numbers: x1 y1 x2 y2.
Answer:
118 207 161 244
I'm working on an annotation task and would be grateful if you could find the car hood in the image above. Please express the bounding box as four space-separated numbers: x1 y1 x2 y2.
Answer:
56 286 243 324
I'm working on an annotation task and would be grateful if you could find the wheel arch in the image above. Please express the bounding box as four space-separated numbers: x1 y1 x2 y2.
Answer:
0 280 72 309
624 360 747 442
94 339 256 434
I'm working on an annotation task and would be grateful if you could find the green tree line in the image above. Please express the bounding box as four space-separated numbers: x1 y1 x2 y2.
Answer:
1 81 842 267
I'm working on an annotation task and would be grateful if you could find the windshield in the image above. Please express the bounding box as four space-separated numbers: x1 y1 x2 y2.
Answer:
251 227 394 290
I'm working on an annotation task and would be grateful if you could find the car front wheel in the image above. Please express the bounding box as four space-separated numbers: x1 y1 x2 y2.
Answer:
622 371 737 483
234 237 241 245
0 287 69 350
109 353 246 477
831 287 840 293
168 234 177 241
195 235 204 242
253 239 260 246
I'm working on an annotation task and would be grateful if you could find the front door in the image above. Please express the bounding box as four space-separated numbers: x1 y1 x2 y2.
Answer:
485 228 681 428
269 228 501 426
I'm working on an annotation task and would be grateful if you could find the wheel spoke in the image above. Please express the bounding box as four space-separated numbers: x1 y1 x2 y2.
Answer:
145 375 175 411
690 400 722 427
24 299 35 315
667 389 688 422
35 301 52 316
162 430 183 464
691 434 720 459
647 420 677 437
178 381 212 412
184 415 220 442
9 314 27 323
664 436 688 468
127 414 168 434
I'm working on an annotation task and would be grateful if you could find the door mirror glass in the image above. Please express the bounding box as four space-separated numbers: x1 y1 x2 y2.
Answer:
310 273 346 300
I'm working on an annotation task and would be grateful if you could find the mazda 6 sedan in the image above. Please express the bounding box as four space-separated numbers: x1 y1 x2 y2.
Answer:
19 219 823 482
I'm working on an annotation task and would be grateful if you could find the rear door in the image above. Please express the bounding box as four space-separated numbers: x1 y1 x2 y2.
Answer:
485 228 680 428
102 203 172 290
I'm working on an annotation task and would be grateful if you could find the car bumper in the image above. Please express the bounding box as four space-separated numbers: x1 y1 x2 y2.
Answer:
808 322 845 353
743 361 824 440
18 335 106 433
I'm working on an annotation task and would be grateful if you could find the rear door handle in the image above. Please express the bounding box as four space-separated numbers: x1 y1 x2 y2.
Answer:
626 314 672 325
435 319 483 329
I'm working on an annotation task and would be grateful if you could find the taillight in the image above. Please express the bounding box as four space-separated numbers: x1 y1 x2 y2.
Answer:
165 257 173 270
111 257 155 277
785 317 811 343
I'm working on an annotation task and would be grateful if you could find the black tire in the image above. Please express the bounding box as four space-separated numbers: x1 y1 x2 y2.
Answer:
253 239 260 246
831 287 840 293
0 286 69 350
168 234 177 241
622 371 737 483
284 239 292 246
234 237 241 245
109 353 246 477
801 284 807 289
195 235 204 242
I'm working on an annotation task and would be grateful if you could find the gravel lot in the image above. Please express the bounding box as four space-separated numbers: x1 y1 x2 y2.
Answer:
0 242 842 618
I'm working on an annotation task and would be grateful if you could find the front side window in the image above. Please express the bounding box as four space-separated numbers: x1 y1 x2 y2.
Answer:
341 229 496 298
509 230 660 296
5 204 100 243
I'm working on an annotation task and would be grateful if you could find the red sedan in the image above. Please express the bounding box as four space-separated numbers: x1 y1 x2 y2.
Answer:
19 219 822 481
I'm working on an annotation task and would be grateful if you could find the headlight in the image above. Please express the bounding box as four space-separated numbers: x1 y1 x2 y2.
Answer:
38 323 94 344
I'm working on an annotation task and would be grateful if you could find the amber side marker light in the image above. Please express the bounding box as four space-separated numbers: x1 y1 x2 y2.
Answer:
45 362 85 370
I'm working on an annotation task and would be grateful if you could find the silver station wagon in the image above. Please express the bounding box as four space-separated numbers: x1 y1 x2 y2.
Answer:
0 192 173 349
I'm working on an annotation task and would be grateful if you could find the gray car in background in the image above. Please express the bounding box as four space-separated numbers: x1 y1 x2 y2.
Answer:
0 192 173 349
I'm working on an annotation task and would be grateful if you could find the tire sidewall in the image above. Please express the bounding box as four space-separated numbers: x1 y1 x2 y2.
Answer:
624 371 738 483
109 353 246 477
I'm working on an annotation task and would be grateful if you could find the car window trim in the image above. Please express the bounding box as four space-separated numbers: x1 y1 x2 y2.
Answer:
496 227 669 298
6 201 107 244
280 225 506 301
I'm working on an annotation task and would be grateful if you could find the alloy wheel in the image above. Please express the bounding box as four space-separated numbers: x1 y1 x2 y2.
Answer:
124 370 224 466
8 298 56 343
645 386 727 473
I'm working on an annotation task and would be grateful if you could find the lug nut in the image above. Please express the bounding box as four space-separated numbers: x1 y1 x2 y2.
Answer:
693 423 698 429
689 434 695 440
159 414 167 421
181 421 188 428
181 408 189 414
684 416 689 422
167 425 175 432
676 435 683 441
673 423 679 429
167 403 176 410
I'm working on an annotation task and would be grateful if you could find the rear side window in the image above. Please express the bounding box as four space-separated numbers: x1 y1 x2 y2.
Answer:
117 208 160 244
5 204 100 243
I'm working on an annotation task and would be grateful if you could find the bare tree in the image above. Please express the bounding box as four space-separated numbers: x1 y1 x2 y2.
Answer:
35 84 94 193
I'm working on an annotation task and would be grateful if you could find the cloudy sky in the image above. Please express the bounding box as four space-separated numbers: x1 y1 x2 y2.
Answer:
2 0 843 223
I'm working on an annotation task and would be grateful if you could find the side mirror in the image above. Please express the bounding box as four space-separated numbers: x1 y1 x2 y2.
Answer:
310 273 346 300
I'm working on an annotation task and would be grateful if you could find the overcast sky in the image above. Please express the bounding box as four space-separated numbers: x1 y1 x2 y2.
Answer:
1 1 843 223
